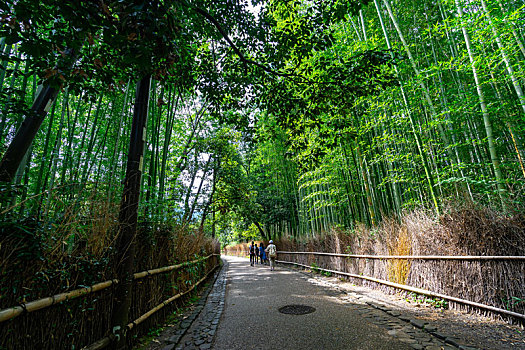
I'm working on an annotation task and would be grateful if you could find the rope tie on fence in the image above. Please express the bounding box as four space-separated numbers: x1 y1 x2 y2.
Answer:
17 302 27 314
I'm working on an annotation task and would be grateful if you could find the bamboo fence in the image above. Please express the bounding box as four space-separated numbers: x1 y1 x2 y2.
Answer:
81 262 220 350
0 254 220 323
278 251 525 260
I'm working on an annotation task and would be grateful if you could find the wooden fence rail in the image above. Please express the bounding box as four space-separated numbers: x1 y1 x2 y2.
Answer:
278 251 525 260
225 249 525 261
224 249 525 260
0 254 220 323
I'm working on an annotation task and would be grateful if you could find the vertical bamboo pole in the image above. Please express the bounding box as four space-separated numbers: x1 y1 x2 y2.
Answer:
480 0 525 115
0 50 76 182
455 0 506 206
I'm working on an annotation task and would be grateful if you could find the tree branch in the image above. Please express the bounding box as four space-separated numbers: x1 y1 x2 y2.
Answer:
179 1 296 78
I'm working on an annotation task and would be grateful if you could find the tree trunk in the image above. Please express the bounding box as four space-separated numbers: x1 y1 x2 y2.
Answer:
185 156 212 225
107 80 131 205
0 85 60 182
44 89 69 214
111 75 151 349
0 50 76 182
199 158 218 231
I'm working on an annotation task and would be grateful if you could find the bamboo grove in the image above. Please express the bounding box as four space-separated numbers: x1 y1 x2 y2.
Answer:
0 0 524 286
0 0 525 241
243 0 525 241
0 0 524 347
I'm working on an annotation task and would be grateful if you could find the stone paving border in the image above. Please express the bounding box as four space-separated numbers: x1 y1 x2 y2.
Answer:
359 300 478 350
279 263 481 350
147 260 226 350
161 259 227 350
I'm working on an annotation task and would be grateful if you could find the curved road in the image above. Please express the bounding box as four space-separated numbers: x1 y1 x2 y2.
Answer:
213 256 410 350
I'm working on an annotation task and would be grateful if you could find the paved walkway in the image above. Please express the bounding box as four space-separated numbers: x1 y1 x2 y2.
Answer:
151 256 485 350
213 256 411 350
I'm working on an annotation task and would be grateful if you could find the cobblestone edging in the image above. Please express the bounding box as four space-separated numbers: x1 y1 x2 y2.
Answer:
156 259 227 350
281 265 480 350
356 300 478 350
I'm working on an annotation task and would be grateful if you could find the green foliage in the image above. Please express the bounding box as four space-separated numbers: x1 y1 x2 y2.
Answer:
1 0 525 346
311 262 320 274
501 296 525 311
0 0 523 249
405 292 448 309
229 0 525 241
310 262 332 277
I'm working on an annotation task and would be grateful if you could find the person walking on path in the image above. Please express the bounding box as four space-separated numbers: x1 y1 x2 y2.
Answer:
265 240 277 271
254 244 259 264
259 243 266 265
249 241 255 266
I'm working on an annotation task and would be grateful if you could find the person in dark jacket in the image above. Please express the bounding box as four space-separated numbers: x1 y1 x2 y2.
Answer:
249 241 255 266
259 243 267 265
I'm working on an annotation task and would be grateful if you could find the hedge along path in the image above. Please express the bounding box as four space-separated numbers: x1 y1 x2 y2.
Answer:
276 253 525 323
81 262 221 350
0 254 219 323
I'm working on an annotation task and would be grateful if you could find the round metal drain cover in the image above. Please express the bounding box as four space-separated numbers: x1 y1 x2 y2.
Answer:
278 304 316 315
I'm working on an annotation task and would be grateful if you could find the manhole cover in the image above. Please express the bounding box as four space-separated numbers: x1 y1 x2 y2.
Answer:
278 304 316 315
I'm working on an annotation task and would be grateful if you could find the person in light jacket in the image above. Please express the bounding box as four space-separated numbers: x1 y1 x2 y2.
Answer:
265 240 277 271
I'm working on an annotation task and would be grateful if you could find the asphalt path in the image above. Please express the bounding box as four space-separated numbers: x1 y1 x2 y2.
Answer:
213 256 411 350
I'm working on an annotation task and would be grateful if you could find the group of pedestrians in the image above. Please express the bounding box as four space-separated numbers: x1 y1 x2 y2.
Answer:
248 240 277 271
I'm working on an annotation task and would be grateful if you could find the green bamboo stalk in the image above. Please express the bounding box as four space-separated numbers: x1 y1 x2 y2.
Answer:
455 0 506 207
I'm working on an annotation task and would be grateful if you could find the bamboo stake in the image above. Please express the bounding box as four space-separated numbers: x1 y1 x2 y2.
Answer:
0 255 218 323
133 255 214 279
277 260 525 321
128 264 219 330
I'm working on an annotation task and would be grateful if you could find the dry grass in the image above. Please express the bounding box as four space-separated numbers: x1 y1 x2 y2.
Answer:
386 224 411 285
223 240 269 257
